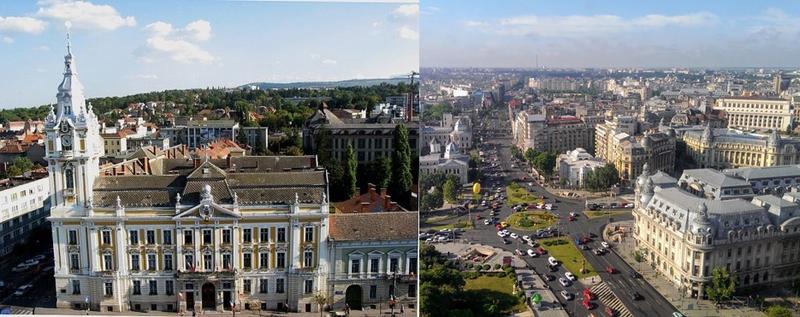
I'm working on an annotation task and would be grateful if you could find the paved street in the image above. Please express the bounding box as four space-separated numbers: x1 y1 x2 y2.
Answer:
423 111 679 317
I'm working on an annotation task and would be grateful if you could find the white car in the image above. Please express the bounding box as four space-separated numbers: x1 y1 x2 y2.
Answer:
601 242 610 248
558 278 570 287
548 256 559 266
510 233 519 239
560 290 573 300
569 212 577 217
522 235 530 241
501 229 510 235
497 231 507 237
565 272 576 281
527 249 537 257
484 219 491 225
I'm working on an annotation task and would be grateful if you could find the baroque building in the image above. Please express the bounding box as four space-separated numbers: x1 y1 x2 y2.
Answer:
682 126 800 169
512 110 595 154
633 166 800 299
46 38 330 314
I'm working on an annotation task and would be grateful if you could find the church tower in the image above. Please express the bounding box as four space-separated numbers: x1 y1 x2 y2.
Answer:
44 33 103 215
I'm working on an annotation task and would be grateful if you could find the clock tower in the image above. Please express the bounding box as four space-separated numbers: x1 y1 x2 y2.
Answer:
44 33 103 215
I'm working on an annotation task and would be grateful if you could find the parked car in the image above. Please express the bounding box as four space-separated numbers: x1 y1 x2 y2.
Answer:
515 249 523 256
601 242 610 248
560 290 573 300
548 256 558 266
564 272 576 281
558 278 570 287
606 266 617 274
510 233 519 239
582 301 594 310
527 249 538 257
545 274 556 281
501 238 511 245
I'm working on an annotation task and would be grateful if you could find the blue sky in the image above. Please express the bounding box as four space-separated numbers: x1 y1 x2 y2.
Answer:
0 0 419 108
421 0 800 69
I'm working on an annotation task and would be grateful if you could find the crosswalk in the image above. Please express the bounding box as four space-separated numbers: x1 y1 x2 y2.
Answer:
0 306 33 315
590 282 633 317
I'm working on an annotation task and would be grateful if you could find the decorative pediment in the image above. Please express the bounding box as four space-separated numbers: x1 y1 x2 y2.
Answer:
173 201 241 220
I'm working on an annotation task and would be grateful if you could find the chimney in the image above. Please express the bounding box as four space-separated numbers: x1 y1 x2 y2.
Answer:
383 194 391 211
368 183 377 201
226 155 232 169
359 202 370 213
193 158 201 168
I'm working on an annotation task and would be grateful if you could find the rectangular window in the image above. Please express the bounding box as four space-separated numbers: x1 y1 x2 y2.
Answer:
409 284 416 297
101 230 112 245
277 252 286 268
277 228 286 243
243 280 251 294
129 230 139 245
72 280 81 295
149 280 158 295
166 280 174 296
185 254 194 271
259 252 269 269
68 230 78 245
204 253 213 270
276 278 285 294
409 258 417 274
104 282 113 297
259 279 268 293
103 254 113 271
131 254 140 271
222 229 231 244
146 230 155 245
305 227 314 242
164 254 173 271
222 253 231 270
203 230 212 245
304 251 313 268
163 230 172 245
70 253 80 270
304 280 313 294
147 254 157 271
369 285 377 299
351 259 361 274
243 228 252 243
370 258 380 273
389 258 399 273
184 230 193 244
132 281 141 295
259 228 269 242
243 253 252 270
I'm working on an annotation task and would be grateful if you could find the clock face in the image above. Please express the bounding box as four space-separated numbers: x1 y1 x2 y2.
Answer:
61 136 72 147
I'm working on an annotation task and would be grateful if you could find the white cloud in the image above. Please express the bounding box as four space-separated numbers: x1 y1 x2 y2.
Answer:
321 59 337 65
0 16 47 34
34 45 50 51
2 36 14 44
141 20 217 64
393 4 419 18
36 0 135 31
469 12 717 37
398 25 418 40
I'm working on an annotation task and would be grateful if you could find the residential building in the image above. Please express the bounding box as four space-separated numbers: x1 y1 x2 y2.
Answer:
714 97 794 132
0 174 50 256
633 166 800 299
513 110 595 154
160 120 267 151
556 148 606 188
595 116 637 161
596 129 676 182
682 127 800 169
327 212 417 311
45 41 330 313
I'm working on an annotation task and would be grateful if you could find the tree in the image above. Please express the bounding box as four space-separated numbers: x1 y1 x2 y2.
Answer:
365 156 392 189
420 188 444 212
705 267 736 305
390 124 413 208
284 146 304 156
766 306 792 317
314 127 333 166
13 157 33 173
524 148 539 164
236 130 249 147
443 177 459 203
342 143 357 199
312 292 329 317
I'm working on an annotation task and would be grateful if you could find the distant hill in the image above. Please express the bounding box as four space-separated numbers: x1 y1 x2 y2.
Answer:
242 78 409 90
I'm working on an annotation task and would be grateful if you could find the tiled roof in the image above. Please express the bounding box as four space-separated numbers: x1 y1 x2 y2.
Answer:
329 212 417 241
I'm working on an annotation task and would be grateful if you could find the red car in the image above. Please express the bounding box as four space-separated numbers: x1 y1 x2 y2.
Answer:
582 289 595 300
606 266 617 274
495 224 503 230
605 307 616 316
537 247 547 255
582 300 594 310
568 216 576 221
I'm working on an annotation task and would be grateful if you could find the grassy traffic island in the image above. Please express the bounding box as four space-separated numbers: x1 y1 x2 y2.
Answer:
539 238 597 279
584 209 630 219
506 182 543 205
463 274 528 314
505 211 557 231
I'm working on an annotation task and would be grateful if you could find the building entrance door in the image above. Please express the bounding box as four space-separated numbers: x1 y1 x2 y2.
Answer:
186 291 195 311
202 283 216 310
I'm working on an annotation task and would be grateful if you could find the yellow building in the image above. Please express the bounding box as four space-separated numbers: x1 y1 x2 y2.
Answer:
714 97 793 132
682 126 800 169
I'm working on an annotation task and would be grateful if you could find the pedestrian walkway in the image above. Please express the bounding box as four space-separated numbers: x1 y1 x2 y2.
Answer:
0 306 32 315
30 307 416 317
609 220 766 317
589 282 632 317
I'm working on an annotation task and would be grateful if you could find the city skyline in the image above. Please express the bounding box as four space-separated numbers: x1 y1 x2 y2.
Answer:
422 0 800 69
0 0 419 108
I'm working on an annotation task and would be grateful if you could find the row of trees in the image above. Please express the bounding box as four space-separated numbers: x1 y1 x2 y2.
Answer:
523 148 556 179
419 173 462 212
583 164 620 192
316 124 415 209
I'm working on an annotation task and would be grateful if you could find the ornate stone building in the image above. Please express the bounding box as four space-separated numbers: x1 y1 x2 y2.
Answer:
512 110 595 154
46 38 331 314
714 97 794 132
633 166 800 299
682 126 800 169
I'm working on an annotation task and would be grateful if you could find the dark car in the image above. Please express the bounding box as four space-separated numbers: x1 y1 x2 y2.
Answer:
502 238 511 245
545 274 556 281
631 292 643 300
548 264 558 272
631 271 642 279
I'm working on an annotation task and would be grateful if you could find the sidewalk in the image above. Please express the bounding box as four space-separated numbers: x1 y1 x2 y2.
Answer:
31 307 416 317
609 220 765 317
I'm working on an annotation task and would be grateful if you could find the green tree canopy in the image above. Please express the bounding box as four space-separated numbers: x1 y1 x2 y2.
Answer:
705 267 736 305
443 177 460 204
766 306 792 317
390 124 413 208
341 143 358 199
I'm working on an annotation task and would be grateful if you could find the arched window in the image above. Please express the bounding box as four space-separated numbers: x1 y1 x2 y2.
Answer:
65 169 74 189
